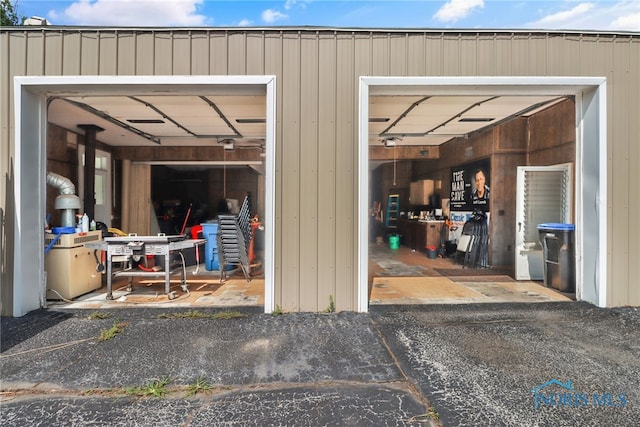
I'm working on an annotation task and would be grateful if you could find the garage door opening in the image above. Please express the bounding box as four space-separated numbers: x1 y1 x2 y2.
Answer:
13 76 276 316
358 77 607 312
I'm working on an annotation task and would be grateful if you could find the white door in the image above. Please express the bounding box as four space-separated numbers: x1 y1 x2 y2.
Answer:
515 164 572 280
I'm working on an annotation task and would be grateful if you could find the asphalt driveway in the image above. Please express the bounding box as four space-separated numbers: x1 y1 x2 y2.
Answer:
1 302 638 426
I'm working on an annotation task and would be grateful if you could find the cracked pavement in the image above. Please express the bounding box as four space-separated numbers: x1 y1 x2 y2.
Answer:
1 302 639 426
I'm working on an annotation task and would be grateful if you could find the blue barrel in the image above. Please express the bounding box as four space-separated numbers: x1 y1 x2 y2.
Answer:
201 222 220 271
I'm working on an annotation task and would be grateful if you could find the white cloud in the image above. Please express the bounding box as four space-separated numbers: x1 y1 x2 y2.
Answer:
610 12 639 31
434 0 484 23
284 0 296 11
533 2 595 26
238 19 252 27
262 9 288 24
526 1 639 31
54 0 208 26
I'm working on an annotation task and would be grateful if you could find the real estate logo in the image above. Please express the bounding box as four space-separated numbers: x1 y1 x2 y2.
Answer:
532 379 628 409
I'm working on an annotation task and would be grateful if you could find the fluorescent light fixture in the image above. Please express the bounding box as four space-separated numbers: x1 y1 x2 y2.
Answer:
458 117 494 122
127 119 165 124
236 118 266 124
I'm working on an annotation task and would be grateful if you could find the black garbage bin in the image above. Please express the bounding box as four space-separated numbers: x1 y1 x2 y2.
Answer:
537 223 575 292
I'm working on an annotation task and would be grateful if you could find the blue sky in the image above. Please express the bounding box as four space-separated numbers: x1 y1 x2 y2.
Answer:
15 0 640 31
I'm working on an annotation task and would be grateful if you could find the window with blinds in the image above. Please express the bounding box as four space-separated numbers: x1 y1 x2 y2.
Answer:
522 169 570 244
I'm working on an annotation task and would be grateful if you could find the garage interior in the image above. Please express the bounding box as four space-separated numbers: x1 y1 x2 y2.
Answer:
43 88 576 309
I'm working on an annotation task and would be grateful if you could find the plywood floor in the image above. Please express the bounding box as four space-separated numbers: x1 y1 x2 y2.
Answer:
49 245 572 309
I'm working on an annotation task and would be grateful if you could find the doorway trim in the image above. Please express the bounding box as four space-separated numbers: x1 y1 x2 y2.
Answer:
358 76 607 312
13 75 276 316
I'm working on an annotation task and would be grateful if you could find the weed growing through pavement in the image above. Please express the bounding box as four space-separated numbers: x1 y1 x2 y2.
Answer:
408 406 440 423
87 311 110 320
126 377 170 398
157 310 246 319
272 305 283 316
186 375 213 397
323 294 335 313
98 322 127 341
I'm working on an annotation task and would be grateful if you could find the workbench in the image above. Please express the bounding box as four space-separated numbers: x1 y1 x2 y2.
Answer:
85 234 205 300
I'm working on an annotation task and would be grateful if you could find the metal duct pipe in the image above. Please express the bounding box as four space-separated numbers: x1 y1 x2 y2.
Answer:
47 171 77 195
47 172 82 227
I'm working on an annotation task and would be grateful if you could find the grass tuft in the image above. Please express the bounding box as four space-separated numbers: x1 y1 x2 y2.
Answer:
87 311 110 320
158 310 246 319
186 375 213 397
126 377 170 398
98 322 127 341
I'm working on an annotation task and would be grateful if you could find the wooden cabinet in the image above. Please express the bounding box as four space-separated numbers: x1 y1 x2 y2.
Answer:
398 219 445 252
410 180 435 205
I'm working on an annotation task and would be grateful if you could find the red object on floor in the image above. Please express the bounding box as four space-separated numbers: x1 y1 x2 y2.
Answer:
190 225 203 239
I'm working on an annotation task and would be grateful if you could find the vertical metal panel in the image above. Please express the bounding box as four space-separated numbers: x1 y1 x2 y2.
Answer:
495 34 514 75
511 34 532 75
26 32 44 75
80 32 99 74
191 31 210 74
425 33 444 75
263 33 284 304
299 33 319 310
458 34 478 75
280 33 301 310
135 32 155 74
610 37 632 305
154 32 173 74
546 34 580 74
209 33 228 75
99 32 118 75
173 32 192 75
389 34 407 75
442 34 461 75
371 33 390 75
116 32 136 75
627 37 640 305
354 33 372 74
527 34 548 74
317 33 338 310
246 33 265 75
476 34 497 75
228 32 247 74
406 34 426 75
335 33 356 310
62 32 81 75
44 32 62 75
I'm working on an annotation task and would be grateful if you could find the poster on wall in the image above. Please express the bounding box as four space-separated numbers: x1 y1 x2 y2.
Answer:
448 159 491 243
449 159 491 213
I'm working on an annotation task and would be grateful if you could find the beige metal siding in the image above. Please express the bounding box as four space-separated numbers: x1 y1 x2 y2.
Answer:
318 33 338 311
335 34 357 310
300 33 319 310
1 28 639 314
629 38 640 306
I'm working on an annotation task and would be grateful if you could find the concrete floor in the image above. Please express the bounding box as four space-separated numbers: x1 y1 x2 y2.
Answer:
47 245 572 310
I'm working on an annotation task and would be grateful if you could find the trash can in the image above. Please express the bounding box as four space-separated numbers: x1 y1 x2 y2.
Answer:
537 223 575 292
201 222 220 271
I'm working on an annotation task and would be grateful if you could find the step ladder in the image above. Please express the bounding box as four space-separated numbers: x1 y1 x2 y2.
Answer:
385 194 400 231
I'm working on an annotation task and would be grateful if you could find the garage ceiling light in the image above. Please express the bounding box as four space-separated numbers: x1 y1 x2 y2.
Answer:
236 118 266 123
127 119 165 124
458 117 494 122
